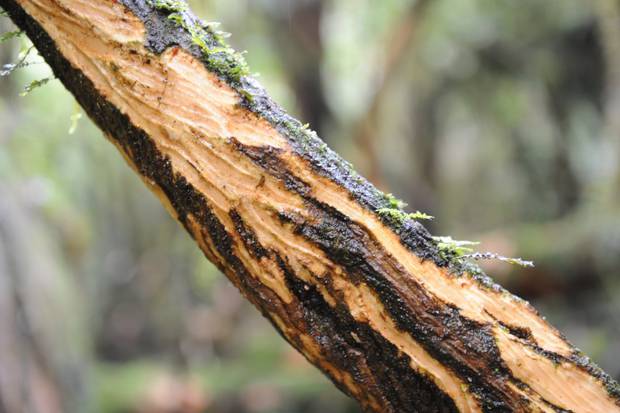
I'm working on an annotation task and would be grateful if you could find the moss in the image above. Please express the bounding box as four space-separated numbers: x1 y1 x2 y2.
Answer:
383 193 407 209
0 19 52 96
149 1 250 84
433 236 479 258
433 238 535 269
239 88 254 104
20 76 53 96
409 211 434 220
148 0 188 13
68 101 82 135
464 252 534 268
0 29 22 42
376 193 433 226
166 11 186 28
0 45 34 77
377 208 434 227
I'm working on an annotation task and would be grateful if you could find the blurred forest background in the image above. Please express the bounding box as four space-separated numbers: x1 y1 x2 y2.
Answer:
1 0 620 412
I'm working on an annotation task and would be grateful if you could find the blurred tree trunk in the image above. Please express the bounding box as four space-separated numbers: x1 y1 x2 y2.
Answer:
595 0 620 203
354 0 431 188
262 0 331 139
0 185 88 413
2 1 620 412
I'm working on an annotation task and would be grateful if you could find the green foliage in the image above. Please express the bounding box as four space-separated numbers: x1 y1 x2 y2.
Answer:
1 46 35 77
20 76 53 96
68 102 82 135
1 60 35 77
0 30 22 43
0 40 53 97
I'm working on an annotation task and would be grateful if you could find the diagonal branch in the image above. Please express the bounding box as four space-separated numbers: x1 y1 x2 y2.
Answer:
1 0 619 412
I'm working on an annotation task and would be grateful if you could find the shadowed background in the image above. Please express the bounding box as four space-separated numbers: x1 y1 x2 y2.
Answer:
0 0 619 412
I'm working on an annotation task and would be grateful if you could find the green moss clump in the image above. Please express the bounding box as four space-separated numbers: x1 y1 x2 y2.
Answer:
0 29 22 43
20 77 53 96
166 12 186 28
433 237 534 268
377 194 434 227
148 0 250 84
433 236 479 258
239 89 254 104
148 0 188 13
383 193 407 209
408 211 434 220
377 208 434 226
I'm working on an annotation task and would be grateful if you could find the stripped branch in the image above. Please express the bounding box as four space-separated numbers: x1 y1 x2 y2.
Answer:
1 0 618 411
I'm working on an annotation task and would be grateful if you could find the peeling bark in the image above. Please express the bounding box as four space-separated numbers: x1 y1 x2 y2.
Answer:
1 0 619 412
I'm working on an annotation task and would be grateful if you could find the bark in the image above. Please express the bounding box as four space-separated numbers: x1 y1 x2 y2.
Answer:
1 1 619 412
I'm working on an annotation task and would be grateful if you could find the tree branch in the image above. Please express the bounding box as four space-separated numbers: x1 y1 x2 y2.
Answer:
1 0 619 411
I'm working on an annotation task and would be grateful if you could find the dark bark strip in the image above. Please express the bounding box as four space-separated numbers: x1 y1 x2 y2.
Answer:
230 207 459 412
2 0 620 412
276 203 521 412
276 254 460 413
232 139 312 196
229 209 269 260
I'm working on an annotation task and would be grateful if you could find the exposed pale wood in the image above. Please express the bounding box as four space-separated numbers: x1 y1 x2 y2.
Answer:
1 0 619 412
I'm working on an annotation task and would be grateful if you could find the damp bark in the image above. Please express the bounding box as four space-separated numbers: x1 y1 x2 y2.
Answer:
1 0 619 412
